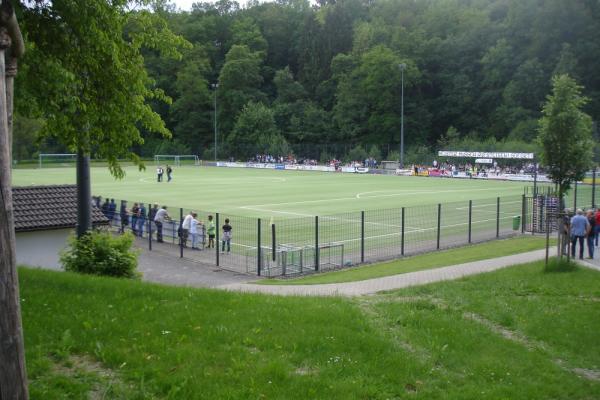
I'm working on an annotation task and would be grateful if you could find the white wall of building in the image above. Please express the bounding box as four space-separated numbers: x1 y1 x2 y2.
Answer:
15 229 72 270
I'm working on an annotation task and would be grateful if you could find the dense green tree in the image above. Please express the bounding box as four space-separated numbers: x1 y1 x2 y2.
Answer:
217 44 265 136
537 75 594 201
18 2 189 177
228 101 287 158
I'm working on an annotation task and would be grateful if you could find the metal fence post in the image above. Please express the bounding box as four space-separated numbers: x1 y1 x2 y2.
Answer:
257 218 261 276
148 202 152 251
592 168 596 208
573 181 577 210
315 216 319 271
521 194 526 233
496 197 500 238
468 200 472 243
216 212 220 266
172 220 176 244
360 211 365 263
179 208 183 258
437 203 441 250
271 222 276 262
401 207 405 256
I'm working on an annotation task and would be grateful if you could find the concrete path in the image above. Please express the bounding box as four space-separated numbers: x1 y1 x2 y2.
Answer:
217 248 557 297
137 244 250 288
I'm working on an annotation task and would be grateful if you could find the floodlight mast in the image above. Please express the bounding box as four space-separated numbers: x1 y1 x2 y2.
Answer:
399 63 406 169
212 83 218 161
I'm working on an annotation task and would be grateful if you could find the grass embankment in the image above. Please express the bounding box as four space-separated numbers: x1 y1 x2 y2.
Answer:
21 259 600 399
261 235 554 285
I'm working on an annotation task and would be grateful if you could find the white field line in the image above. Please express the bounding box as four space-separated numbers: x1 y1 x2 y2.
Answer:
326 216 515 246
354 188 502 199
224 215 515 252
454 200 521 210
241 187 508 210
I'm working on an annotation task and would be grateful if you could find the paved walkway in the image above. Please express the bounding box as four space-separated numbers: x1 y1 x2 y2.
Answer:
137 244 250 288
216 248 558 297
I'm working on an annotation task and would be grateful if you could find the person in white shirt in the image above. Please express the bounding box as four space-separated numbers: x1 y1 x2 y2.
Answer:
153 206 169 243
181 211 194 247
190 212 200 249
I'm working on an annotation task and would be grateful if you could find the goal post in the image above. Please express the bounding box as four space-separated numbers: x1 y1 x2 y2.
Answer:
154 154 200 167
177 155 200 166
38 153 77 168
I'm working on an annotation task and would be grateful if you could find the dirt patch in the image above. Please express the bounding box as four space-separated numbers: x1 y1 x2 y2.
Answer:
465 313 600 383
462 312 545 351
51 354 128 399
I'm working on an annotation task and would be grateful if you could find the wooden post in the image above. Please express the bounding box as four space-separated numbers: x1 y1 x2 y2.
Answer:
0 3 29 397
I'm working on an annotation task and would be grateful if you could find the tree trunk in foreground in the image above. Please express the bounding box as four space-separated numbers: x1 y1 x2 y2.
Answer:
0 1 28 398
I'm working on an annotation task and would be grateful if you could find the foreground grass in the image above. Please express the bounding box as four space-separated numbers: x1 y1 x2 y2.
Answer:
262 235 553 285
20 259 600 399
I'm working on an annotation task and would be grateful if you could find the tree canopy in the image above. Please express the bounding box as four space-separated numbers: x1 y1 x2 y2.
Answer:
537 74 594 199
16 0 189 177
13 0 600 163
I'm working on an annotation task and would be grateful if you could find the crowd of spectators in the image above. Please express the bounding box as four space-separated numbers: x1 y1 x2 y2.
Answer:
93 196 232 253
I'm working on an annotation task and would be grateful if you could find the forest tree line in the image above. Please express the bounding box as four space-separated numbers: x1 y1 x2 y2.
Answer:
14 0 600 164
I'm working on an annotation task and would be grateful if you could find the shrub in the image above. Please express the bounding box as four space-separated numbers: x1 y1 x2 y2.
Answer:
60 231 140 278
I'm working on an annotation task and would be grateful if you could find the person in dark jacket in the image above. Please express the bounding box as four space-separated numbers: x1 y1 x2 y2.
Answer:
119 201 129 234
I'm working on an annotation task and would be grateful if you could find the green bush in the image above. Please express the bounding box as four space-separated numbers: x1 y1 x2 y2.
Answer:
60 231 140 278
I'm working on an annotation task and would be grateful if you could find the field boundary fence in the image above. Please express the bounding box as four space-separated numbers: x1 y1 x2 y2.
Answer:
96 190 580 278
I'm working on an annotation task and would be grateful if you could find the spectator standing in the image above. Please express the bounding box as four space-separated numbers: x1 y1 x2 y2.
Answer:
108 199 116 223
560 209 571 256
586 210 595 259
137 203 146 237
157 166 163 182
149 203 158 238
167 165 173 182
154 205 170 243
119 200 129 234
190 213 200 249
101 198 110 217
221 218 232 254
181 211 193 247
207 215 216 248
131 202 139 236
595 209 600 247
570 209 590 260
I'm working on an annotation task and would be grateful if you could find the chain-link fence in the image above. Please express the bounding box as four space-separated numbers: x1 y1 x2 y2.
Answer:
97 193 545 278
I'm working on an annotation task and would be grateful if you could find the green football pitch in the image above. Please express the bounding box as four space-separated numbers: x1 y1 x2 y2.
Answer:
12 165 573 274
12 165 528 218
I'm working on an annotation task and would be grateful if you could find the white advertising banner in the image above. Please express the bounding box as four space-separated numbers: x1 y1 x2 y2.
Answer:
438 151 534 160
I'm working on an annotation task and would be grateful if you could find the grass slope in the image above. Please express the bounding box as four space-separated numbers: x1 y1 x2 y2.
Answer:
260 236 553 285
21 260 600 399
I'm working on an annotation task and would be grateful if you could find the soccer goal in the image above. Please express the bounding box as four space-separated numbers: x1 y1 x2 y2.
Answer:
154 154 200 167
245 242 344 277
38 153 77 168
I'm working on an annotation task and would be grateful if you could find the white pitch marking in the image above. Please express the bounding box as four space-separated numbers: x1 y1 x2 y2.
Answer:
355 187 502 199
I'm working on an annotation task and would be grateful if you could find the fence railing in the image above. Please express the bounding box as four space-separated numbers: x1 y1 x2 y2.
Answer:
96 193 543 278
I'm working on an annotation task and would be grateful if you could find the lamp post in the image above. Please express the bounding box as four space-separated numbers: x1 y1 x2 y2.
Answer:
211 83 218 161
399 63 406 169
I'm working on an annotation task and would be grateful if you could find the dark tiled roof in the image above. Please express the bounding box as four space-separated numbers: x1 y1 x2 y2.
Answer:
12 185 109 232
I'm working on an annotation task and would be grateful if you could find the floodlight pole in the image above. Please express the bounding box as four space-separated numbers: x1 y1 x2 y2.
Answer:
212 83 218 162
399 63 406 169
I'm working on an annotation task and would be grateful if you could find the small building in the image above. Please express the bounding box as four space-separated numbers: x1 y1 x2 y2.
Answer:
13 185 109 270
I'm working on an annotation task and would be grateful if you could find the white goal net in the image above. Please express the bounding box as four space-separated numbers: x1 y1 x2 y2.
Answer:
154 155 200 167
38 153 77 168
